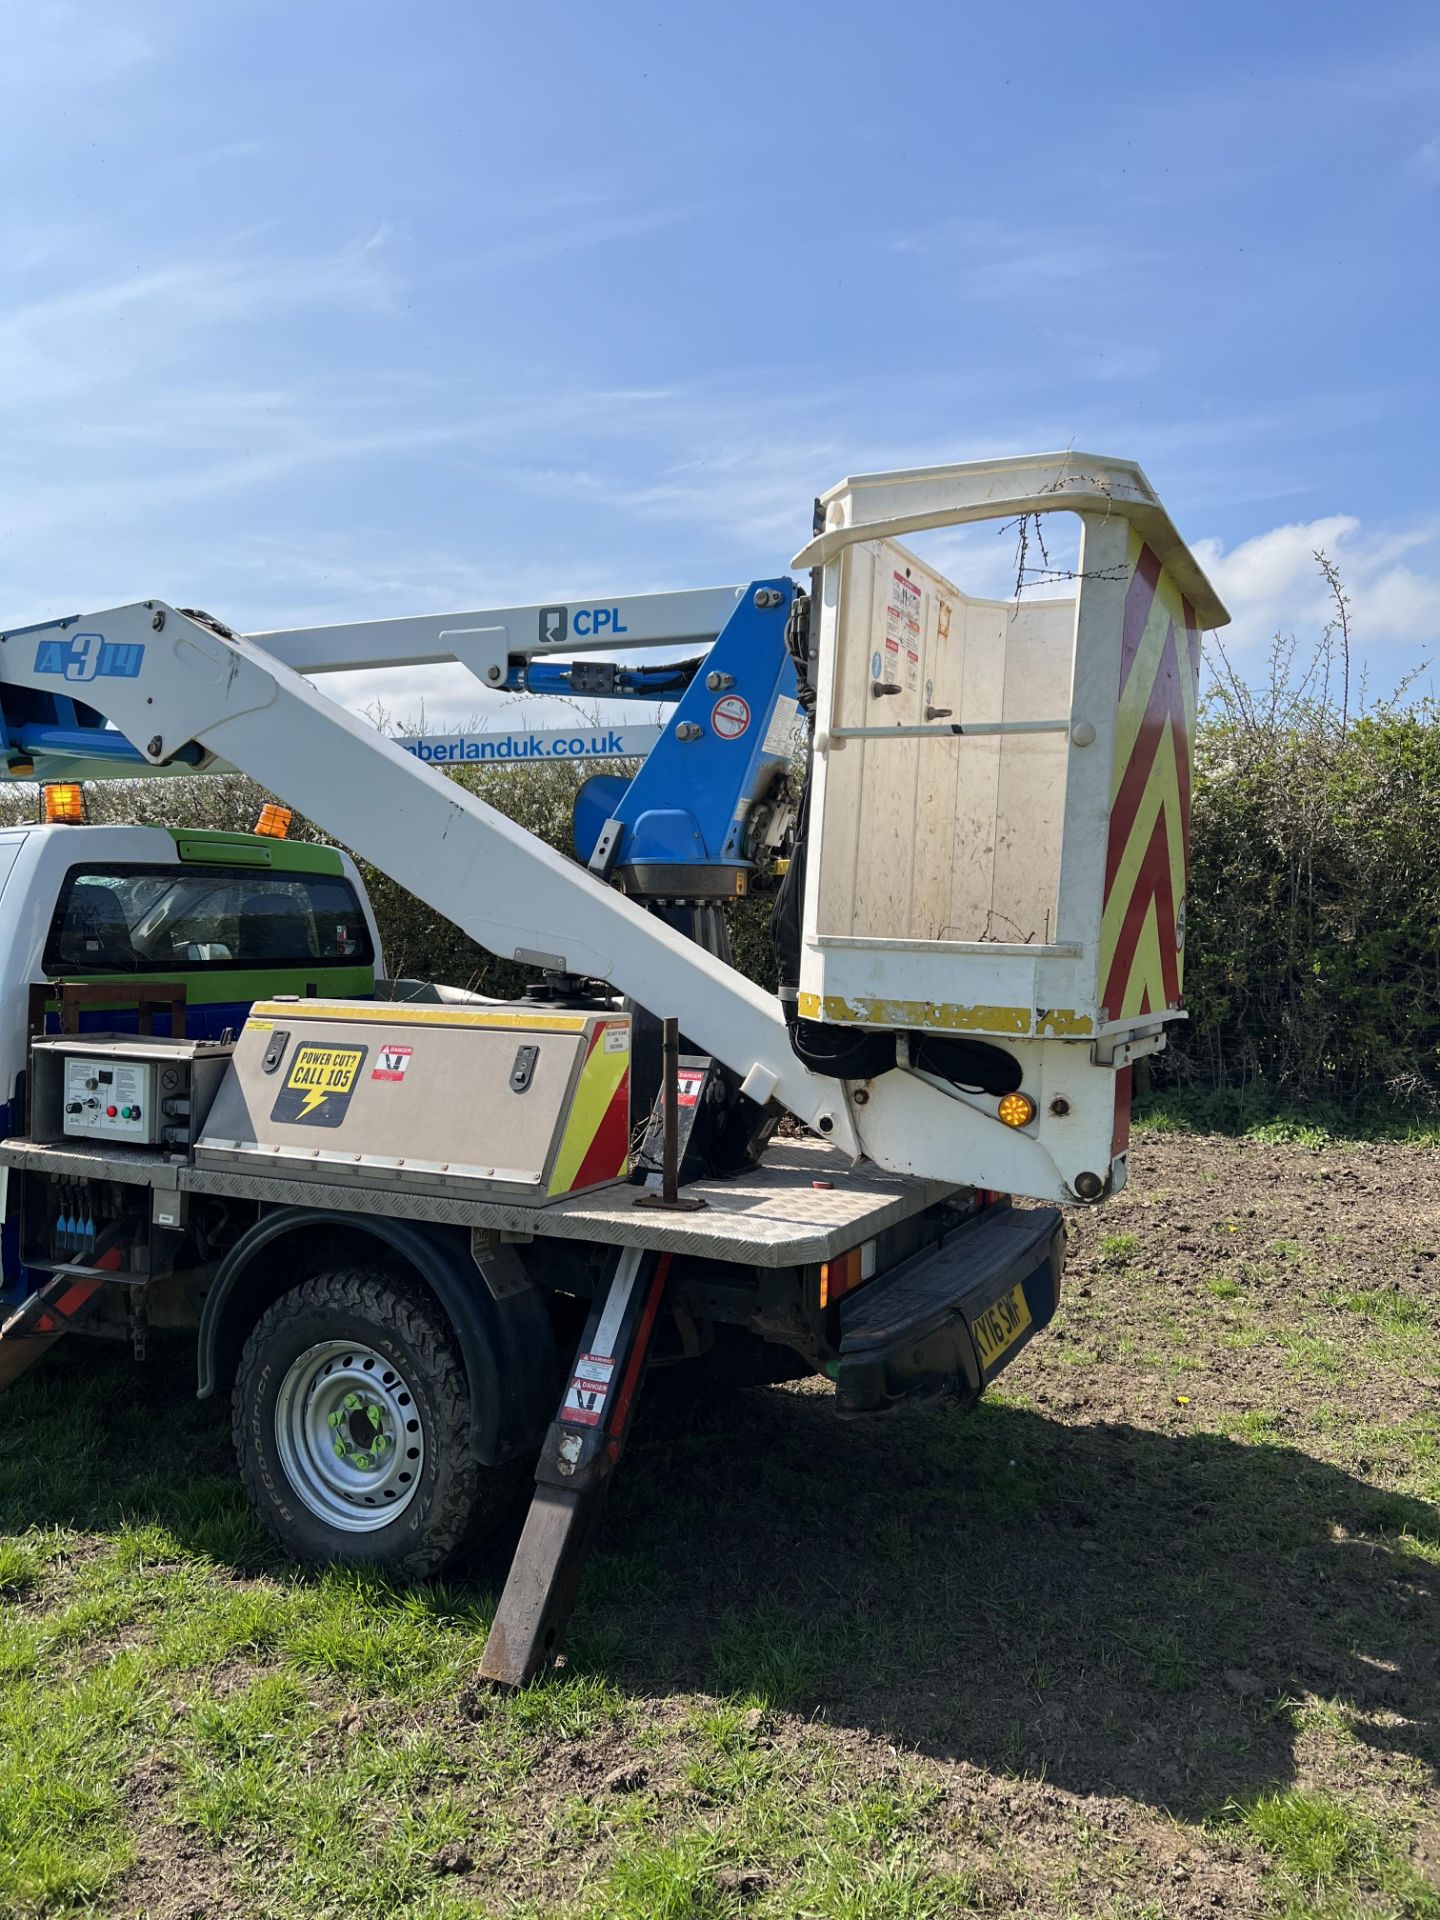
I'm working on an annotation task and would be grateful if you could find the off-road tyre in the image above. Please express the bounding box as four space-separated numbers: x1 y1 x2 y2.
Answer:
233 1264 516 1576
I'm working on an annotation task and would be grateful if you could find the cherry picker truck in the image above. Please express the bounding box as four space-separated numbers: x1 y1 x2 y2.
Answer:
0 452 1227 1683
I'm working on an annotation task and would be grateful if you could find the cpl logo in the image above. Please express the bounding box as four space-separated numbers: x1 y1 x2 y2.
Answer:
537 606 630 645
34 633 146 683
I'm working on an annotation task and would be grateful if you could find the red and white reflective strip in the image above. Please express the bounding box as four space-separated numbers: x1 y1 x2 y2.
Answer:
818 1237 877 1309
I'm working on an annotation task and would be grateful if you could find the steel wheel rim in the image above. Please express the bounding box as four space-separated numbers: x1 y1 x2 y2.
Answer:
274 1338 426 1532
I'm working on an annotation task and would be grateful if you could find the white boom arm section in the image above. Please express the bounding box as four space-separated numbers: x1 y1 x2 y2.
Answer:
0 598 1061 1188
254 585 746 682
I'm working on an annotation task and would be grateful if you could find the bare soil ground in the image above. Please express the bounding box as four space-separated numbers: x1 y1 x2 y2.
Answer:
0 1129 1436 1918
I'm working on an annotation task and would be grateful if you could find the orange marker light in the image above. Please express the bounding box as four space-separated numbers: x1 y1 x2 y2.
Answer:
819 1246 862 1309
254 804 293 839
997 1091 1037 1129
42 783 88 825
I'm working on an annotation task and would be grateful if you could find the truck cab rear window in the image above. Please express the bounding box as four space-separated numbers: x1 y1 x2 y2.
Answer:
44 865 373 974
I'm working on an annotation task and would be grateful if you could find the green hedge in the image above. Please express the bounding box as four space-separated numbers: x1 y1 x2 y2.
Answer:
5 699 1435 1111
1163 701 1440 1108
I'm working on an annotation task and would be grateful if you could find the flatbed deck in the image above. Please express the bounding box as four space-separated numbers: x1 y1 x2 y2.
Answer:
0 1133 957 1267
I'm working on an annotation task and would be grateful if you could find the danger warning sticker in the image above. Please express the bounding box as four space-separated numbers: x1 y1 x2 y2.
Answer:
676 1068 705 1109
563 1352 615 1427
372 1043 413 1083
711 693 750 739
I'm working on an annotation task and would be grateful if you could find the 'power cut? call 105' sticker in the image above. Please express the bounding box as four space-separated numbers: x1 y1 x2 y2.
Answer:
270 1043 367 1126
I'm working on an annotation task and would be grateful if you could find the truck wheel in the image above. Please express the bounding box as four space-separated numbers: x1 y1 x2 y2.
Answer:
233 1265 513 1576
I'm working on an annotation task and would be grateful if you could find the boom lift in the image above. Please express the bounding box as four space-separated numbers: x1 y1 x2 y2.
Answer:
0 452 1226 1682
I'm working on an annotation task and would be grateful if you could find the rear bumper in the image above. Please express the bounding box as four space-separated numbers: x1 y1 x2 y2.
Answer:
834 1204 1064 1413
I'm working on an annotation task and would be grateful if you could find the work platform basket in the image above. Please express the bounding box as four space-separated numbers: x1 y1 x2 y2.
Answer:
793 452 1229 1054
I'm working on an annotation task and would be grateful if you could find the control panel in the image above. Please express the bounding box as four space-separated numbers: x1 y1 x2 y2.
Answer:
62 1058 159 1144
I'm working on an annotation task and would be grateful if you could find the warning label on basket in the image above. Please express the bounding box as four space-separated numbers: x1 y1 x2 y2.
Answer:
887 569 921 693
563 1352 615 1427
711 693 751 739
372 1043 413 1082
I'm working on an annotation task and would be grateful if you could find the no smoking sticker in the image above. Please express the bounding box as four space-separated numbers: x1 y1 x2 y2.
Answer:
711 693 750 739
372 1044 413 1083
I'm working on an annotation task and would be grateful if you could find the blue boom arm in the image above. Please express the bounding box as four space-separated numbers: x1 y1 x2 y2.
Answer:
569 580 800 898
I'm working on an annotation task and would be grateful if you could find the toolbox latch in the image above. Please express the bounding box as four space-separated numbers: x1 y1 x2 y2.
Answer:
510 1044 539 1094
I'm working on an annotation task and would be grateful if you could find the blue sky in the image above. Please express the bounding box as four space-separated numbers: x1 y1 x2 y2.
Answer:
4 0 1437 726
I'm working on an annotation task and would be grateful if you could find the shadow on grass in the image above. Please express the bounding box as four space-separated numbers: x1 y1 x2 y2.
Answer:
608 1366 1440 1818
3 1333 1436 1821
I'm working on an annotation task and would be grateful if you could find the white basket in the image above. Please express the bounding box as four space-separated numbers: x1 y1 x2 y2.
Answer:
795 452 1228 1046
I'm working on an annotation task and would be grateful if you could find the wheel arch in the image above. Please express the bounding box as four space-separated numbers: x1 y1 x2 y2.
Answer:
197 1208 556 1465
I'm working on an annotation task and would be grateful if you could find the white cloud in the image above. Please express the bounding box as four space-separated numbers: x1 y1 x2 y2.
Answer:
0 227 399 416
1193 515 1440 666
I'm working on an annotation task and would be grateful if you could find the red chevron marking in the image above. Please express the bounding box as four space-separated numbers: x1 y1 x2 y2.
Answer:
1119 543 1163 696
1101 807 1181 1018
573 1069 632 1189
1105 614 1191 898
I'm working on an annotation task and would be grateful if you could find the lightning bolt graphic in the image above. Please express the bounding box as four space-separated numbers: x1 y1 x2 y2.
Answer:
297 1088 329 1119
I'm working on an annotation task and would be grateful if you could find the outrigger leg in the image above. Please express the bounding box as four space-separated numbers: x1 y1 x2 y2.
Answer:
478 1246 670 1687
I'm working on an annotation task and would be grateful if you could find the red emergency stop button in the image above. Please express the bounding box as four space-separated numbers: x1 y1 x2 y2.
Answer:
105 1105 118 1118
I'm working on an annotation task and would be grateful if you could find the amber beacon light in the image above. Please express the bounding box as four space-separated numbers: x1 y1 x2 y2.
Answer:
41 783 88 825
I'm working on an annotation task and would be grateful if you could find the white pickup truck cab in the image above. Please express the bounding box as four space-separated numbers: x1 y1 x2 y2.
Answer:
0 821 381 1299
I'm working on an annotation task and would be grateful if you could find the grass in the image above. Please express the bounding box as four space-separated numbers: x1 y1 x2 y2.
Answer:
1098 1231 1142 1266
1133 1087 1440 1147
0 1537 39 1598
1 1128 1438 1918
1342 1289 1432 1331
1231 1790 1440 1919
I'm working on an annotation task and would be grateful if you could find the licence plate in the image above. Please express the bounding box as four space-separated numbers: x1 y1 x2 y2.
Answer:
970 1282 1032 1371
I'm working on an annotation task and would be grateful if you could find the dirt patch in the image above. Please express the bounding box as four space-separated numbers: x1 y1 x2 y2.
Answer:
114 1755 239 1920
